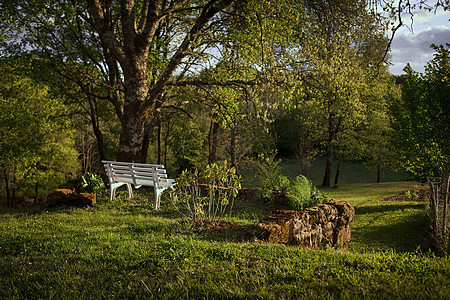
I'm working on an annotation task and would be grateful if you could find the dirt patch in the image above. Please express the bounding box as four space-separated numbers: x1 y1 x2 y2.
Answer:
192 219 241 231
382 188 428 202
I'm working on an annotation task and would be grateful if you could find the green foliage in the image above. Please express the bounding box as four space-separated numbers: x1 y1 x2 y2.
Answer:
310 187 329 204
286 175 328 210
254 152 289 198
79 173 105 194
390 45 449 181
169 161 241 222
286 175 312 210
404 189 419 201
0 56 79 201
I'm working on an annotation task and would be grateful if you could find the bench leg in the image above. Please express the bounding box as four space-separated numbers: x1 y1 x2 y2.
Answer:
154 187 166 209
154 188 160 209
110 182 133 201
126 183 133 198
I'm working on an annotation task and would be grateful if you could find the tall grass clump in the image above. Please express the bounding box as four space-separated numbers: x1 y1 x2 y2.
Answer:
287 175 327 210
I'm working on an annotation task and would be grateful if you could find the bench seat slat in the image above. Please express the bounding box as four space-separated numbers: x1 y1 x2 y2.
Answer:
102 160 175 209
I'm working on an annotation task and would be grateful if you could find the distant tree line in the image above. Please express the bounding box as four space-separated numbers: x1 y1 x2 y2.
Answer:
0 1 448 205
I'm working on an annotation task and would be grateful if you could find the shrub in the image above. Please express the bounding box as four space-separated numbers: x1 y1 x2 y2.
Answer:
286 175 312 210
79 173 105 194
255 152 290 198
169 161 241 222
287 175 327 210
260 174 290 199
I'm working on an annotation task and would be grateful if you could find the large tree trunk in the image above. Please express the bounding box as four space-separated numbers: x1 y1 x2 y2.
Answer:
140 121 152 163
117 109 147 162
88 0 234 163
116 57 149 162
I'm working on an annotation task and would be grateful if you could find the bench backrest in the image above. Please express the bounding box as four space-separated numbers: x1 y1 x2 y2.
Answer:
102 160 171 188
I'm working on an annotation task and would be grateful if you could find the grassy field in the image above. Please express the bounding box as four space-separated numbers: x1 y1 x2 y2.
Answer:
1 179 449 299
241 157 408 188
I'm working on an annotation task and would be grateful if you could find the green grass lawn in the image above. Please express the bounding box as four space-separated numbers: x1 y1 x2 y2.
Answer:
0 181 449 299
241 157 409 188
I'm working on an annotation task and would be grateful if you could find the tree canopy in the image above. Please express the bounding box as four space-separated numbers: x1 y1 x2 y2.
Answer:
1 0 447 197
390 45 449 181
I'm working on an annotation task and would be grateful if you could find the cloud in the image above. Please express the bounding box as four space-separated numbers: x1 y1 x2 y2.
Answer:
400 9 448 27
389 26 450 74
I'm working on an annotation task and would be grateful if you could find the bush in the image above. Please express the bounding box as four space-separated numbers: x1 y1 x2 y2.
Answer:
169 161 241 222
260 175 290 199
287 175 327 210
286 176 311 210
79 173 105 194
254 152 290 198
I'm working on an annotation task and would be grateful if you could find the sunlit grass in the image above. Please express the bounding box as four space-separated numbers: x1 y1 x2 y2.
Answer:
0 181 449 299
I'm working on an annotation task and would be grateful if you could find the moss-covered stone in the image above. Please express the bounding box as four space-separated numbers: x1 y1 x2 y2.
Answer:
256 200 355 249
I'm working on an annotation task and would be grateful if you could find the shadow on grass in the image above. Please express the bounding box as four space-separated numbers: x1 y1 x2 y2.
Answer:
185 223 260 244
355 203 425 215
351 205 429 252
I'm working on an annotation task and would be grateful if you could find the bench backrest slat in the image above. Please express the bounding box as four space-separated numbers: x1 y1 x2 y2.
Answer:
102 160 169 189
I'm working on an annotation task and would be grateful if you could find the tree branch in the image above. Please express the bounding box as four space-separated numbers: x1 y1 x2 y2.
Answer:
166 79 257 87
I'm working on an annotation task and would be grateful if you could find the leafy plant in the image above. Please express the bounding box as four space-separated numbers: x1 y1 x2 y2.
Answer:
255 152 289 198
79 173 105 194
169 161 241 222
287 175 326 210
260 175 290 199
286 175 312 210
404 189 418 201
311 187 329 204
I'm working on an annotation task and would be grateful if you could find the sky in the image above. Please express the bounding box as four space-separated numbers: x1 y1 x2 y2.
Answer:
389 7 449 75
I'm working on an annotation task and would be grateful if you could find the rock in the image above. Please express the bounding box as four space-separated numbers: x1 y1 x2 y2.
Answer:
256 200 355 249
46 189 96 208
236 188 260 202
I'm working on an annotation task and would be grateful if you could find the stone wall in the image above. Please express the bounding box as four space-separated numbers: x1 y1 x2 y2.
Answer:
256 200 355 249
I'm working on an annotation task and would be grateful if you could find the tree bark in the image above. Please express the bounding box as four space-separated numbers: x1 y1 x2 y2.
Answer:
163 119 172 167
230 126 237 171
428 178 440 239
87 0 234 162
376 150 382 183
34 181 39 205
140 121 152 163
322 144 333 187
12 166 17 208
208 116 220 165
2 164 11 207
442 172 449 243
117 111 147 162
333 159 341 188
322 108 337 187
116 60 149 162
91 116 106 162
157 116 162 165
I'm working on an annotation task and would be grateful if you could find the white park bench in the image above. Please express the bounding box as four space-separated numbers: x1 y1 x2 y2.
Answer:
102 160 176 209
